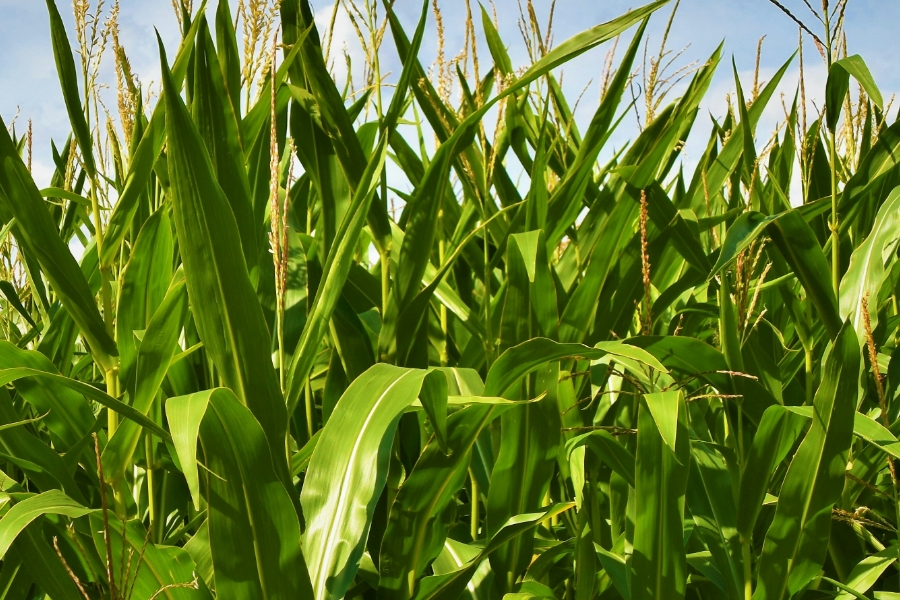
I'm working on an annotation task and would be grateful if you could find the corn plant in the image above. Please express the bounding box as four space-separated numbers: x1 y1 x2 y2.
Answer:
0 0 898 598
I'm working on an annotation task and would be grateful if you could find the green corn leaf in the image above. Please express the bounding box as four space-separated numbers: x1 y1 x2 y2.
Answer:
840 186 900 344
709 211 779 277
13 525 90 600
834 546 898 600
718 277 745 372
166 391 211 511
215 0 242 122
839 118 900 235
0 368 169 440
160 37 290 482
394 0 669 315
826 55 882 133
411 503 575 600
201 390 312 599
87 513 202 600
0 114 117 370
0 491 92 560
545 20 648 246
184 520 214 592
103 275 187 482
116 207 174 397
687 442 745 600
644 391 681 454
168 388 314 599
480 6 513 75
768 210 842 339
284 136 388 414
101 8 206 266
785 406 900 460
0 342 94 451
684 54 794 209
44 0 96 179
282 0 393 252
0 388 85 501
486 364 561 591
301 364 447 600
378 405 497 600
737 405 806 539
565 431 636 488
432 539 493 600
0 281 36 329
485 338 666 397
632 390 689 600
193 17 258 280
712 208 841 342
754 322 860 599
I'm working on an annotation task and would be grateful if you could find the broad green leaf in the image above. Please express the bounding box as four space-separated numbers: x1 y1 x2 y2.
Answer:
768 210 842 339
88 513 202 600
718 277 745 372
103 275 187 482
839 55 884 110
840 186 900 343
684 54 793 208
281 0 393 252
302 364 445 600
160 39 290 482
510 231 558 339
0 368 168 439
485 338 666 397
411 504 574 600
284 137 388 415
596 544 631 599
835 546 898 600
0 388 85 502
644 391 680 454
826 55 882 133
12 526 87 600
786 406 900 461
0 342 94 451
166 390 213 511
486 364 561 591
393 0 669 313
170 388 314 600
193 17 258 279
688 442 744 600
737 405 806 539
633 390 689 600
710 211 778 277
379 405 497 600
545 20 647 246
431 538 493 600
840 119 900 235
754 322 860 598
0 491 91 560
0 281 36 329
184 520 215 592
215 0 242 121
0 114 117 370
565 430 636 488
116 207 174 396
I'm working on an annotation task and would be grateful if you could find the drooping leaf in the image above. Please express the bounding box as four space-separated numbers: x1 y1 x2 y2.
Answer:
0 491 92 560
167 388 314 600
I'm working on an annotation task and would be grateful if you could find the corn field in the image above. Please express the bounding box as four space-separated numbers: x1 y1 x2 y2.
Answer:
0 0 898 598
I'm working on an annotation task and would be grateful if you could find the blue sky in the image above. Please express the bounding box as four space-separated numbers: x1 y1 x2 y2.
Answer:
1 0 897 189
